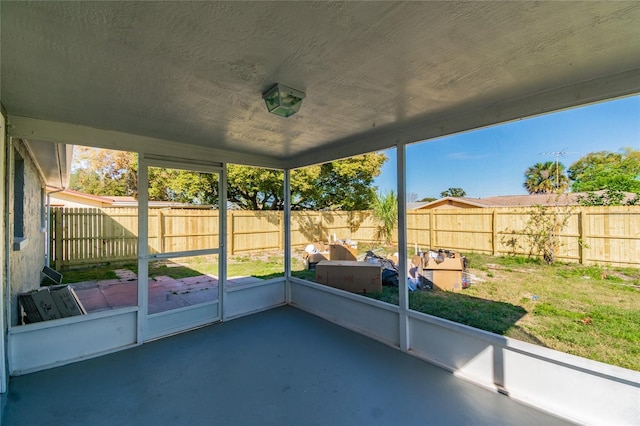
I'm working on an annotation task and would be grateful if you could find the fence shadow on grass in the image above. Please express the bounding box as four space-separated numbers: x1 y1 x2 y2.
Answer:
408 290 527 336
362 286 539 342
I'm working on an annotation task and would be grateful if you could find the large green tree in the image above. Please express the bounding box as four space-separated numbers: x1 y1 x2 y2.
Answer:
221 155 387 210
147 167 217 205
567 148 640 193
70 148 386 210
523 161 569 194
70 147 138 196
577 189 639 206
291 154 387 210
440 187 466 197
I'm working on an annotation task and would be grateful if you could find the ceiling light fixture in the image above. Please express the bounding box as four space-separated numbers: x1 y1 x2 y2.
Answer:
262 83 306 118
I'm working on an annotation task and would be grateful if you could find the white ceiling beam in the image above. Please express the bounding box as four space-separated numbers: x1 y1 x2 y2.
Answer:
288 68 640 169
6 116 287 170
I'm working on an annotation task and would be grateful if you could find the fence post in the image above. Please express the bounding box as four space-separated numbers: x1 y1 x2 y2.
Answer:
492 209 498 256
429 211 435 249
157 209 164 253
278 211 283 251
54 208 63 270
230 212 235 255
578 209 587 265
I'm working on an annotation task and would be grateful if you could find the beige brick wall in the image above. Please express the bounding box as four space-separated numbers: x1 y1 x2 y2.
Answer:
10 139 46 326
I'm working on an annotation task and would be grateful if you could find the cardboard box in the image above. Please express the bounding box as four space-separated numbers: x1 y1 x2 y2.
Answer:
305 252 328 270
19 285 87 324
329 244 358 261
50 285 87 317
423 255 464 271
19 288 62 323
422 269 463 292
422 252 464 291
315 260 381 293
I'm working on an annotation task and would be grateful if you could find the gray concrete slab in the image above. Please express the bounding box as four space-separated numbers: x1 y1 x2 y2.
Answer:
2 306 572 426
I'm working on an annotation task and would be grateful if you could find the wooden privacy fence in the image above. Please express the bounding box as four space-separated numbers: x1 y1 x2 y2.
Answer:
407 206 640 267
50 206 640 269
50 207 222 269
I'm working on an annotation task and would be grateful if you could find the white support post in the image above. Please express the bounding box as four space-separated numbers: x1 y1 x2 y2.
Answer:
0 112 7 392
136 153 149 344
220 164 229 320
397 143 410 352
284 169 292 304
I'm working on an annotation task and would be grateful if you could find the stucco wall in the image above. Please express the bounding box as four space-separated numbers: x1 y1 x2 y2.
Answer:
9 139 46 326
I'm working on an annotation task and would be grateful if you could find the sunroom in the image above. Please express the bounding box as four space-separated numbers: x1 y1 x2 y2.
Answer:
1 2 639 425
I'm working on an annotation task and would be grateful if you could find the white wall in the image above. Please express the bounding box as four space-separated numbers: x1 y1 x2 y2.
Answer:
9 309 138 374
225 279 286 320
290 278 400 348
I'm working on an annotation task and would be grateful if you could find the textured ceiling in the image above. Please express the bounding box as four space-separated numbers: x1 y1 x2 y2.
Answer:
2 1 640 169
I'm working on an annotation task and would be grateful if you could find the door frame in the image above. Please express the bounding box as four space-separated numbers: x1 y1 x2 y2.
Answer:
137 153 226 342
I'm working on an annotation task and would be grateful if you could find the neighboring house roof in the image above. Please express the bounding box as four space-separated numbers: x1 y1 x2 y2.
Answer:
407 202 431 210
478 194 582 207
418 197 492 209
48 188 115 207
110 196 211 208
417 191 638 209
109 196 138 206
48 189 213 208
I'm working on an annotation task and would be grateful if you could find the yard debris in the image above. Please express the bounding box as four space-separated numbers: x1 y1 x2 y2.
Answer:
303 238 360 269
302 242 329 270
465 273 484 283
364 250 399 287
579 316 592 325
420 249 467 292
361 248 475 292
19 285 86 324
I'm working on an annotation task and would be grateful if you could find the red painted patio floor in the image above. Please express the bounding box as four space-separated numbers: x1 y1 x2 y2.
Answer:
70 270 263 314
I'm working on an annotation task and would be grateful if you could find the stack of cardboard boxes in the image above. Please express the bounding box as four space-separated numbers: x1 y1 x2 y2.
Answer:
309 240 383 294
421 251 466 292
303 241 358 270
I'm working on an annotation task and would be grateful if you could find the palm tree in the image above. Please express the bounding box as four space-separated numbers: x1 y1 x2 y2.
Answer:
523 161 569 194
371 190 398 245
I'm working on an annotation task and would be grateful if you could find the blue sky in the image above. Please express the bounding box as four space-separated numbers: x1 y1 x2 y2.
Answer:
374 95 640 200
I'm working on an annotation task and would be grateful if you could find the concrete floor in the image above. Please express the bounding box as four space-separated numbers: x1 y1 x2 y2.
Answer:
3 306 571 426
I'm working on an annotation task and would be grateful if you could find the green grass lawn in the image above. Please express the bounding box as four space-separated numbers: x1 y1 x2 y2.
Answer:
368 253 640 371
61 253 308 284
61 251 640 371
